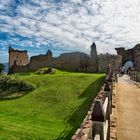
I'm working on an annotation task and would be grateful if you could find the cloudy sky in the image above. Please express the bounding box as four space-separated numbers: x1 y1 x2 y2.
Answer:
0 0 140 63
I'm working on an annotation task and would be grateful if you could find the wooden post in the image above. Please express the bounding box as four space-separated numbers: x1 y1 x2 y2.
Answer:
92 122 104 140
134 71 137 81
92 100 105 140
115 72 118 83
110 81 113 114
133 70 135 81
104 82 112 114
104 82 111 140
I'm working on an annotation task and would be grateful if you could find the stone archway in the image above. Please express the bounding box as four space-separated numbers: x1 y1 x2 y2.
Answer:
115 44 140 71
123 60 133 72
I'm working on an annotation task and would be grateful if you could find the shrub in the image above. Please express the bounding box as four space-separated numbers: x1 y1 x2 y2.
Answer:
0 63 4 73
0 76 35 98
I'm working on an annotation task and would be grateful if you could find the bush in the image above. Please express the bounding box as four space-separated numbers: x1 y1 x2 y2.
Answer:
0 63 4 73
0 76 35 98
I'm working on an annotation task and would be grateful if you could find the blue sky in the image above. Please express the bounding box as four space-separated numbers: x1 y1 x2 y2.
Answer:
0 0 140 63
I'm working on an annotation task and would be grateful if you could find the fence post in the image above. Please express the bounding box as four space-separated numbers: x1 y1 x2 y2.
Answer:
104 82 111 113
133 70 135 81
111 80 113 114
92 100 105 140
104 82 111 140
134 70 137 81
115 71 118 83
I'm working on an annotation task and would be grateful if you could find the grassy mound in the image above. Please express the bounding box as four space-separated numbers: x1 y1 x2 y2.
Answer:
0 68 105 139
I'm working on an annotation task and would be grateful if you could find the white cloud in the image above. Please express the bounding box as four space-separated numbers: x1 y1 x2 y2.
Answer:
0 0 140 60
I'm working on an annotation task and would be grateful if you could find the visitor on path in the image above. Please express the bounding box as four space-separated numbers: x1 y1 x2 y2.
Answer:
127 67 132 75
119 67 125 77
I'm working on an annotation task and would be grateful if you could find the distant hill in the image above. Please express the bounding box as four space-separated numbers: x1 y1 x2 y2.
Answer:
2 63 8 74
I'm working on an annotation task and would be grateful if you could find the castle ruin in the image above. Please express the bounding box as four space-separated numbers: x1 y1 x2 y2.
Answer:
8 47 29 73
8 42 122 74
115 44 140 71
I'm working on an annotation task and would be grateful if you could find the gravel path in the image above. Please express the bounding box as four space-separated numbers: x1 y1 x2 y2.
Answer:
116 75 140 140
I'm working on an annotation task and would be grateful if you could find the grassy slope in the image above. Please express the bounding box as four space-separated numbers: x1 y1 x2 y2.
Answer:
0 69 105 140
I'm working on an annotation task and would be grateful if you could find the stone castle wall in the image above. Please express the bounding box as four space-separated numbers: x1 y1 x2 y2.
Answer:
29 54 53 70
10 52 92 73
115 44 140 71
9 43 122 73
133 44 140 71
9 47 29 67
9 47 29 73
98 54 122 72
57 52 90 72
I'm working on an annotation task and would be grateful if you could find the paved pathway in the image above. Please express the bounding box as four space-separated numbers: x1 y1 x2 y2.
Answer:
116 75 140 140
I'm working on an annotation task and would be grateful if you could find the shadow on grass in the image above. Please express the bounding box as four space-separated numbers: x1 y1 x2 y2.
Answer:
0 91 31 101
55 76 105 140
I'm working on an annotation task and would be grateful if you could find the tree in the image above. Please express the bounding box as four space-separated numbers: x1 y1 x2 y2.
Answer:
0 63 4 74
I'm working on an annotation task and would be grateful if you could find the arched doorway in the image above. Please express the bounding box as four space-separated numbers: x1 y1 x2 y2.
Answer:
123 61 133 73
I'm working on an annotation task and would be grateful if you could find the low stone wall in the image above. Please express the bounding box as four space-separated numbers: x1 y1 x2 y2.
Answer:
110 82 117 140
71 73 118 140
71 87 105 140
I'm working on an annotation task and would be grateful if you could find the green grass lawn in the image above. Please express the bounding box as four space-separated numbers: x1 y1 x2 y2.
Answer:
0 69 105 140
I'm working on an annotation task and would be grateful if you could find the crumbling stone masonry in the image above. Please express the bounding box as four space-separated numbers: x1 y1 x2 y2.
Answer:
98 54 122 72
8 42 122 74
9 47 29 74
115 44 140 71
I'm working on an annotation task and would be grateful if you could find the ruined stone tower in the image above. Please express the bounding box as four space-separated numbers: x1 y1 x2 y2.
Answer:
46 50 52 58
87 42 98 72
8 46 29 73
